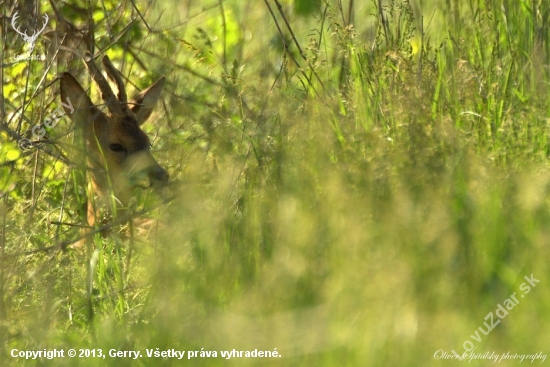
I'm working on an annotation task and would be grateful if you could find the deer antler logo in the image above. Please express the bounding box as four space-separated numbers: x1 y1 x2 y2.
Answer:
11 11 49 54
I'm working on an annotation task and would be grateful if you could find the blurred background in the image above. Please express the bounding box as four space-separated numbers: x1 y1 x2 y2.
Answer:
1 0 550 365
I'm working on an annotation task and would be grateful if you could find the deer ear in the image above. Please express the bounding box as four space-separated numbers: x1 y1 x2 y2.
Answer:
129 77 165 125
60 72 95 124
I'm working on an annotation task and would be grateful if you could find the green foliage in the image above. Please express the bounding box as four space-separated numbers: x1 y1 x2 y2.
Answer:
2 0 550 366
295 0 318 16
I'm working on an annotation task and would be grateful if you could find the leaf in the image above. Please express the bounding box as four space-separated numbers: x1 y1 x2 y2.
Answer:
6 148 21 161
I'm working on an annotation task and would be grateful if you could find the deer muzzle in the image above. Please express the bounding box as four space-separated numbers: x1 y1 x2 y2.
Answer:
124 150 169 188
148 165 169 184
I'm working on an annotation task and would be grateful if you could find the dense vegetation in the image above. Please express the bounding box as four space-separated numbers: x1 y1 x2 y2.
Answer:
1 0 550 365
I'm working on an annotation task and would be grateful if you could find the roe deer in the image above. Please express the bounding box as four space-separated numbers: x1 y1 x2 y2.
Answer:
60 53 168 241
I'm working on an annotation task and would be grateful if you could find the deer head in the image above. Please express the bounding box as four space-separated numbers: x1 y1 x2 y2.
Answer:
11 11 49 53
60 54 168 211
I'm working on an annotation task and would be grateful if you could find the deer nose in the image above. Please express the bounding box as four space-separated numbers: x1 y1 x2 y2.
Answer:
149 165 169 182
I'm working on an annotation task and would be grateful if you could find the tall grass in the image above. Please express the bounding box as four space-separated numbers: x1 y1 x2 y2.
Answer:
1 0 550 366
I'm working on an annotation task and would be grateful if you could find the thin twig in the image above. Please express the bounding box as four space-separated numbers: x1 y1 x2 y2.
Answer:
1 197 174 259
130 0 152 33
271 0 327 93
263 0 319 95
347 0 354 26
273 0 306 60
93 18 140 58
308 3 328 89
219 0 227 70
132 45 224 87
263 0 301 70
377 0 390 46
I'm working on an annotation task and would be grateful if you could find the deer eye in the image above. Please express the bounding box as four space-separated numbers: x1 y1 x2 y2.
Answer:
109 144 127 153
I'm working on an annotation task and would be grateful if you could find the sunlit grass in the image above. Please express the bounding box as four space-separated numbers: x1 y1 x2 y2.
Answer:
2 0 550 366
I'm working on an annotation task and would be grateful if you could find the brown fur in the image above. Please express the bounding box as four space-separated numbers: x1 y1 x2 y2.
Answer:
60 55 168 242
